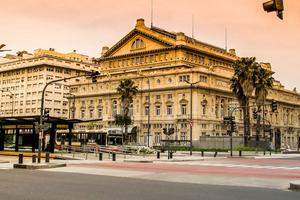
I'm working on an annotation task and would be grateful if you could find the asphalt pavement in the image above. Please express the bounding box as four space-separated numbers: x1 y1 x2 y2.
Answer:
0 170 299 200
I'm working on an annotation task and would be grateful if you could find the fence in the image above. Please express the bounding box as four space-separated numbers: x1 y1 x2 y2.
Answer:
194 136 244 149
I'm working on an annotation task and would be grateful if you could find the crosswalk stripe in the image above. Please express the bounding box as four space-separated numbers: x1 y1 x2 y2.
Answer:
196 163 300 170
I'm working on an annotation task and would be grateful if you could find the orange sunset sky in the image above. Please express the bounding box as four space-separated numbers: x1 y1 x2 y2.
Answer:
1 0 299 90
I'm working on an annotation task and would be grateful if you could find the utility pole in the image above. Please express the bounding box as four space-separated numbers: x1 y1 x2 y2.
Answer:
147 79 150 147
184 80 200 155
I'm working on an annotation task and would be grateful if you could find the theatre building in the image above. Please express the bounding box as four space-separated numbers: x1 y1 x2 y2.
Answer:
69 19 300 149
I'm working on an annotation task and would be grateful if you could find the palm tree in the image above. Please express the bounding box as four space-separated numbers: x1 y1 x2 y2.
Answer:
115 79 138 144
253 65 274 140
231 57 258 146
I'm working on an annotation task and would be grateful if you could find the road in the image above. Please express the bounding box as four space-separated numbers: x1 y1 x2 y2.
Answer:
0 169 299 200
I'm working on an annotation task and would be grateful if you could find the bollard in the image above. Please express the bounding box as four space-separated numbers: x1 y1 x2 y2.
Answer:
201 150 204 157
263 150 266 156
214 152 218 157
99 153 103 161
157 152 160 159
18 154 23 164
45 152 50 163
112 153 116 161
269 151 272 156
85 153 88 160
239 150 242 157
169 152 173 159
32 155 37 163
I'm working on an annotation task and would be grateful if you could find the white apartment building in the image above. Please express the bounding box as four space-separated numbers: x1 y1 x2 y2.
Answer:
0 48 98 118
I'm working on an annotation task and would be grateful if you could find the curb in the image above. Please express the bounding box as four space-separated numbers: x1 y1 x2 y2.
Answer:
13 163 67 170
155 158 204 162
289 181 300 191
124 160 153 163
0 152 60 159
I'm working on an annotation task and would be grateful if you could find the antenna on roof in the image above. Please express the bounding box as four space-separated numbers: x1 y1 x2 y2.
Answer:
192 15 194 39
151 0 154 28
225 27 228 51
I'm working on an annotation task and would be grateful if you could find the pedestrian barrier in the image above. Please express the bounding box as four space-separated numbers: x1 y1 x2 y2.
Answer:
45 153 50 163
18 154 23 164
239 150 242 157
32 155 36 163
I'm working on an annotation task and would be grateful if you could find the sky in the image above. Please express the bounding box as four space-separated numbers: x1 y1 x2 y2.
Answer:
1 0 300 90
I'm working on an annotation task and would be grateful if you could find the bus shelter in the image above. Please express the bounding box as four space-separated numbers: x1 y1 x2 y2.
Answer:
0 115 95 153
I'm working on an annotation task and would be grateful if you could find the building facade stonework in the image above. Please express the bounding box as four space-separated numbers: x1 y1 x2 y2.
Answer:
70 19 300 149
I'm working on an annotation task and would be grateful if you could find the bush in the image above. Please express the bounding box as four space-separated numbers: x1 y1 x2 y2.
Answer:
153 146 228 152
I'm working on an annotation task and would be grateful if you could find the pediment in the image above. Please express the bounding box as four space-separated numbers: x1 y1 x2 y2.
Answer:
104 29 174 57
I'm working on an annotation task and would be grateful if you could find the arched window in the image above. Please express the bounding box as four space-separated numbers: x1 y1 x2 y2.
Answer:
131 39 145 50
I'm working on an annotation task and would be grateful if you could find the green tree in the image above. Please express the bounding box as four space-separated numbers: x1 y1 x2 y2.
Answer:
231 57 258 146
253 65 274 140
115 79 138 144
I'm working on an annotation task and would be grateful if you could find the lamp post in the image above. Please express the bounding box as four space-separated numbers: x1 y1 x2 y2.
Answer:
37 71 100 163
184 80 201 156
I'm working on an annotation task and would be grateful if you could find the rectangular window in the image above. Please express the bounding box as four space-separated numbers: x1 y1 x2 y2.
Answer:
181 132 187 141
179 75 190 82
200 75 208 83
98 108 103 118
150 55 154 62
155 106 161 116
167 105 172 115
167 94 172 100
145 96 150 102
181 104 187 115
155 133 161 144
89 110 93 118
145 106 149 116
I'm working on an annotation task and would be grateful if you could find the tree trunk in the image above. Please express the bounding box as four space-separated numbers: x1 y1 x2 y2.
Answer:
243 98 251 146
256 112 261 142
124 125 128 145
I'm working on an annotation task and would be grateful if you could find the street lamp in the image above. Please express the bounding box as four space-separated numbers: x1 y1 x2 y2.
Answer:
184 80 201 156
0 44 11 52
37 70 100 163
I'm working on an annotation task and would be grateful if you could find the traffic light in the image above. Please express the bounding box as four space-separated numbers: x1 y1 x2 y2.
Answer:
43 109 50 121
253 109 258 119
90 70 100 83
163 128 167 135
271 99 278 112
169 128 175 135
223 117 231 125
231 121 237 133
263 0 284 20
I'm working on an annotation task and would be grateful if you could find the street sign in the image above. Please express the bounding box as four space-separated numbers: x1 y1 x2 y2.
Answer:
35 123 50 132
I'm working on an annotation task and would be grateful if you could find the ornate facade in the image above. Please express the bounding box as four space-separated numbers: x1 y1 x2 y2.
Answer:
70 19 300 148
